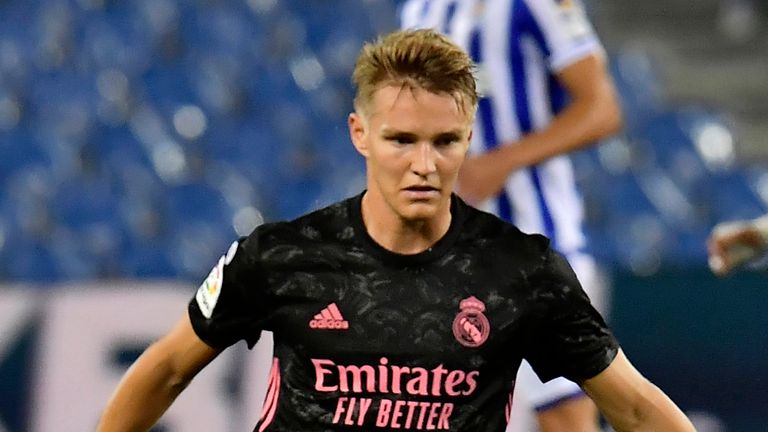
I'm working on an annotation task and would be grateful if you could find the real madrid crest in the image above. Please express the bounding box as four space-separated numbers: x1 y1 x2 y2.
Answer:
452 296 490 348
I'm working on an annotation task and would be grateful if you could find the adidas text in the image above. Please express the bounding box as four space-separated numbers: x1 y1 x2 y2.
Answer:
310 319 349 330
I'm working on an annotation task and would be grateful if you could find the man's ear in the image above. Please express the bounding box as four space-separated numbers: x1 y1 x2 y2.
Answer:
348 112 369 157
458 127 472 157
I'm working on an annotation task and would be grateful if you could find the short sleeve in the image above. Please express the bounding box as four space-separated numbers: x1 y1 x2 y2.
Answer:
188 235 271 349
521 0 605 72
523 248 619 383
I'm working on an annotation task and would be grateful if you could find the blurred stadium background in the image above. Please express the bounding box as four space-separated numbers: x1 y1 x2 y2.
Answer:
0 0 766 431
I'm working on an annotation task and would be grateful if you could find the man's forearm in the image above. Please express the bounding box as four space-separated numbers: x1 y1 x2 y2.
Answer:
494 91 621 174
583 351 696 432
603 381 696 432
97 314 220 431
96 344 190 432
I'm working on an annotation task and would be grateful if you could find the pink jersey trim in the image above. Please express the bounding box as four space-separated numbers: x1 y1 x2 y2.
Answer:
258 358 281 432
504 391 514 423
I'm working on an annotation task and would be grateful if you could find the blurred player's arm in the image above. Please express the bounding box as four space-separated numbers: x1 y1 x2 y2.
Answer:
96 313 221 432
707 214 768 275
581 349 696 431
458 54 622 204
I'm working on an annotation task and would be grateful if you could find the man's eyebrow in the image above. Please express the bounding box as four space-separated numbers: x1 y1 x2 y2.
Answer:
435 130 464 137
381 127 411 134
380 128 465 137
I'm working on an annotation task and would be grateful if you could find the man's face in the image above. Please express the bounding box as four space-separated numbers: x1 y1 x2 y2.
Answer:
349 84 472 222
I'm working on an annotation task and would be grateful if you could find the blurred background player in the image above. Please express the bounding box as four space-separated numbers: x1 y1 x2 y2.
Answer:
708 213 768 275
400 0 622 431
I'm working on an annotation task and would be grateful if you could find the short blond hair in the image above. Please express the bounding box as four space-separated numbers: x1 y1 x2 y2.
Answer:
352 29 478 116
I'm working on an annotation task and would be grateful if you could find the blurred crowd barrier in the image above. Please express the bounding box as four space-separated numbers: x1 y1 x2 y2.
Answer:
609 267 768 432
0 282 273 432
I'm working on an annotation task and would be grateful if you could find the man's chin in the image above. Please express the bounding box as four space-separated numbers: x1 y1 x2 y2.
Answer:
397 201 442 221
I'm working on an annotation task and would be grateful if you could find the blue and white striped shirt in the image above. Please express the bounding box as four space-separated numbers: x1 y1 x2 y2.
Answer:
401 0 604 255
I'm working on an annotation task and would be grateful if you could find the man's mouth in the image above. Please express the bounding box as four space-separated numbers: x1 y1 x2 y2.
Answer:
404 185 439 192
402 186 441 200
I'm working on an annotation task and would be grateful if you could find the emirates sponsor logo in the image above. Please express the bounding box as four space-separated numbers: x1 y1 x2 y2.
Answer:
309 303 349 330
452 296 490 348
311 357 479 396
311 357 480 430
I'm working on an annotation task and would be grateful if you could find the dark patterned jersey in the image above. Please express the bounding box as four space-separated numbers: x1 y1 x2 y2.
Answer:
188 192 619 432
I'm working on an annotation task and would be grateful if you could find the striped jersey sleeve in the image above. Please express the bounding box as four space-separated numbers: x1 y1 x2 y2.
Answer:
520 0 604 71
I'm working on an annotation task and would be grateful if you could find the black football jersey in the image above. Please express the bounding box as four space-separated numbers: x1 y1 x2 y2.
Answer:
189 192 618 432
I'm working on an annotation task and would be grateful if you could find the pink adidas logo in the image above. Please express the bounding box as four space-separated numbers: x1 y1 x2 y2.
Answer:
309 303 349 330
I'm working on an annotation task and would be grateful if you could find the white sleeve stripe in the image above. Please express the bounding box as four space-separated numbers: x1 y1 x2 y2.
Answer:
549 41 604 72
483 0 521 141
522 0 604 71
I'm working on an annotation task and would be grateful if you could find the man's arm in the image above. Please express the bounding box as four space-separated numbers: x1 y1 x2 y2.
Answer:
580 349 696 432
96 313 221 432
458 54 623 204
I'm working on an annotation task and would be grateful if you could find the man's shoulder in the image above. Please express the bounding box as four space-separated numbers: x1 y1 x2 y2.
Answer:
289 195 354 239
460 201 550 257
244 196 355 253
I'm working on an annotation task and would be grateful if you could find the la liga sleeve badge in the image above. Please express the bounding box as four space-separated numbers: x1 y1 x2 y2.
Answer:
195 241 238 319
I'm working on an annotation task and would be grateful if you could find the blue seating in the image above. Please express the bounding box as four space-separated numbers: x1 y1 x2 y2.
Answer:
0 133 52 184
120 239 178 279
709 172 767 222
0 1 762 282
161 181 237 278
3 236 62 283
608 48 666 134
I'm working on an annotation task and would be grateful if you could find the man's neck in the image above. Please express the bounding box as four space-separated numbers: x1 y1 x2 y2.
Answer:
361 192 452 255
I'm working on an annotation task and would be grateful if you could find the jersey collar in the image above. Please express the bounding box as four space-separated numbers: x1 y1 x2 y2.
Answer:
348 191 466 266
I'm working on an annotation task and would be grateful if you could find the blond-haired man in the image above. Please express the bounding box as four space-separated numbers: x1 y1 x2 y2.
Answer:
97 29 693 432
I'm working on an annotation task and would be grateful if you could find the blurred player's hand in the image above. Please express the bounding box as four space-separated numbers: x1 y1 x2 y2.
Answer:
456 151 511 206
707 220 768 276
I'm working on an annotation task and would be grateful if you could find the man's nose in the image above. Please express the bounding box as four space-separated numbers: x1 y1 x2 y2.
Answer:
411 142 437 176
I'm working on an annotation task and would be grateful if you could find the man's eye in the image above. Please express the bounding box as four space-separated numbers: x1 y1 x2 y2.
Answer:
389 136 413 144
436 137 458 146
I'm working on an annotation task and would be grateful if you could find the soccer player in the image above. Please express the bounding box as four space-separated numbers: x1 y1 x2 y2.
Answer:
97 29 693 432
708 214 768 275
400 1 623 430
